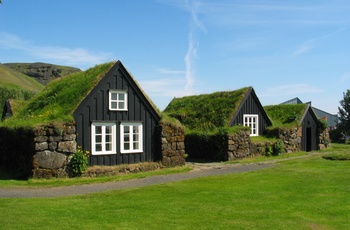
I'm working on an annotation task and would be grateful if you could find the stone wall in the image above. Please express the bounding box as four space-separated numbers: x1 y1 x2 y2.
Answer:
227 130 253 160
277 128 302 153
158 121 186 167
32 123 76 178
319 128 331 150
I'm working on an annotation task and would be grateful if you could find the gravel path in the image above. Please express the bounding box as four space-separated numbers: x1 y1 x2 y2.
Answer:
0 163 275 198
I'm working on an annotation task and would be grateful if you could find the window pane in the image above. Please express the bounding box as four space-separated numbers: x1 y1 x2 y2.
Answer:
105 143 112 151
95 144 102 151
118 102 124 109
124 143 130 150
118 93 124 100
105 126 112 134
124 135 130 142
133 126 139 133
95 126 102 134
111 93 117 100
124 126 130 133
105 134 111 142
133 134 139 142
96 135 102 143
133 142 139 150
111 102 117 109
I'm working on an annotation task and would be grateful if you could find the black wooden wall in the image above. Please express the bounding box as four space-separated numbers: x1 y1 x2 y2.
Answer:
229 88 272 135
301 107 319 151
73 61 161 166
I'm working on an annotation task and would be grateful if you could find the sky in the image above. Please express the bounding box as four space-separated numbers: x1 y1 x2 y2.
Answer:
1 0 349 114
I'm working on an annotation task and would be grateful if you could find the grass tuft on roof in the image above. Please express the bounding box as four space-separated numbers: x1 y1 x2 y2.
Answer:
264 104 308 128
2 62 115 127
164 87 250 131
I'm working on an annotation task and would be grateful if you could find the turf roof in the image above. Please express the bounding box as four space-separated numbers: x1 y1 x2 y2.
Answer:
3 62 115 126
264 104 308 127
164 87 250 131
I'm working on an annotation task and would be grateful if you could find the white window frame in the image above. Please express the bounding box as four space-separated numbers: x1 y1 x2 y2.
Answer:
109 90 128 111
243 114 259 136
120 122 143 153
91 122 116 155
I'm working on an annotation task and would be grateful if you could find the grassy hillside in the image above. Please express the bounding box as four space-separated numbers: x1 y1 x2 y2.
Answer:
0 65 45 117
0 64 44 91
3 62 81 85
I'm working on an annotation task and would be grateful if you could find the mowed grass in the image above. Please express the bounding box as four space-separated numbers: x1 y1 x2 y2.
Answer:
1 145 350 229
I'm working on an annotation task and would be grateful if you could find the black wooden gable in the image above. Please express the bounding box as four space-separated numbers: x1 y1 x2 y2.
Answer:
300 105 319 151
229 87 272 135
73 61 161 166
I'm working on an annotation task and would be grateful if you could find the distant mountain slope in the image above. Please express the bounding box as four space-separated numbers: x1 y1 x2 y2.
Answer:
3 62 81 85
0 64 44 92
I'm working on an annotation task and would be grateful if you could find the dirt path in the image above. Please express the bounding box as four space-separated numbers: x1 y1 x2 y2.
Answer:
0 152 321 198
0 163 274 198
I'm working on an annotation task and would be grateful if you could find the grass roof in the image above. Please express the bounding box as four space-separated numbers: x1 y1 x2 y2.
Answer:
264 104 308 128
2 62 115 127
164 87 250 131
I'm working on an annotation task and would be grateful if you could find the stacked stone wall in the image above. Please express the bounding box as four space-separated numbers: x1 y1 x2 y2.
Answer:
319 128 331 150
158 122 186 167
277 128 302 153
32 123 76 178
227 131 253 160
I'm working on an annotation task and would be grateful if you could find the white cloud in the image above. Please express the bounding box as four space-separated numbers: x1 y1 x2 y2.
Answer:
260 84 323 97
0 32 113 69
158 68 185 75
158 0 205 94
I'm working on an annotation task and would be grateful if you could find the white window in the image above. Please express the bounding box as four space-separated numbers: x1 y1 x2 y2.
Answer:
120 122 143 153
109 90 127 111
243 114 259 136
91 123 116 155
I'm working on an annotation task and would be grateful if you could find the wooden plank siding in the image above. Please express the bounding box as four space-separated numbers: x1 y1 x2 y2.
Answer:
301 106 319 151
74 61 161 166
229 88 272 135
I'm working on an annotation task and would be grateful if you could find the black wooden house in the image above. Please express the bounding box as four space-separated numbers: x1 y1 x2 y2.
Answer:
164 87 272 136
299 104 320 151
74 61 161 166
265 103 320 152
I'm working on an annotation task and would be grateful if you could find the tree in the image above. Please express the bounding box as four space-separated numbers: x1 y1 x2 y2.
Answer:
338 89 350 136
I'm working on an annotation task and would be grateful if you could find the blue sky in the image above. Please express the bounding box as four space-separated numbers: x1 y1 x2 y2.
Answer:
1 0 349 114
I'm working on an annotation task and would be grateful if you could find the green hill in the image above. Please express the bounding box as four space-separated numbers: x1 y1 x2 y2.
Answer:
0 64 44 91
3 62 81 85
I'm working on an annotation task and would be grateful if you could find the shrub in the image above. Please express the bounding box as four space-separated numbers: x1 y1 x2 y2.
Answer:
265 145 273 156
70 146 89 177
329 129 345 143
272 140 284 156
318 119 328 131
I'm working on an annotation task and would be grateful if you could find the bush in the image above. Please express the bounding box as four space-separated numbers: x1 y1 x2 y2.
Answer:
70 147 89 177
265 145 273 156
329 129 345 143
318 119 328 131
272 140 284 156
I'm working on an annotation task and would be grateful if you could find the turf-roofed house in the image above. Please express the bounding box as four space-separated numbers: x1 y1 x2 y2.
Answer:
164 87 272 161
264 103 324 152
1 61 170 178
73 61 161 166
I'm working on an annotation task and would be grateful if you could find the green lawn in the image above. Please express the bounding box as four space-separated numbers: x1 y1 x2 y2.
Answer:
1 144 350 229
